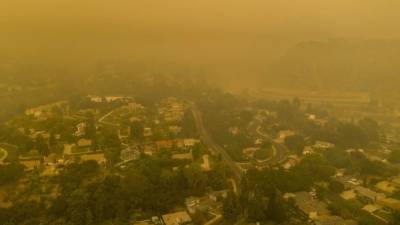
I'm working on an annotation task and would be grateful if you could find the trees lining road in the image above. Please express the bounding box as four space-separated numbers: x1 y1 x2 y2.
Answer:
190 103 243 183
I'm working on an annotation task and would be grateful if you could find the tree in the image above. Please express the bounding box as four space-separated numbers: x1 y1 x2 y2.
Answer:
247 191 267 222
293 154 335 184
389 149 400 164
222 192 240 223
207 163 229 190
391 210 400 225
85 113 96 140
329 180 345 193
0 162 24 185
254 148 272 160
90 175 126 222
49 132 57 148
266 189 287 223
130 121 144 140
183 164 207 195
284 135 305 155
36 135 49 156
192 144 204 161
121 169 150 208
337 123 368 148
7 201 41 225
181 110 197 138
358 118 379 143
323 147 350 169
66 190 89 225
104 147 121 167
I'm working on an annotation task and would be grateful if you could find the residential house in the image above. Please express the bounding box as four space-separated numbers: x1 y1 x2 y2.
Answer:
303 146 315 155
361 204 389 224
314 215 357 225
362 204 383 214
392 177 400 188
28 130 50 140
104 96 133 103
185 191 226 215
25 101 67 120
127 102 145 112
288 192 354 225
354 186 386 203
172 150 193 160
63 144 77 155
80 153 105 164
377 197 400 211
340 190 356 200
133 217 162 225
183 139 200 148
20 159 41 171
375 181 398 194
208 190 229 202
276 130 295 143
282 155 300 170
290 192 330 219
143 144 156 156
118 126 131 140
74 122 86 137
161 211 192 225
156 140 174 151
185 197 218 214
313 141 335 150
229 127 240 135
169 126 182 135
87 95 103 103
334 176 362 189
201 154 211 171
242 147 260 159
77 138 92 149
144 128 153 137
120 146 141 162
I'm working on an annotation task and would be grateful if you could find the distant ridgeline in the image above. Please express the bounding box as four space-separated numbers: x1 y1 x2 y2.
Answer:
266 39 400 93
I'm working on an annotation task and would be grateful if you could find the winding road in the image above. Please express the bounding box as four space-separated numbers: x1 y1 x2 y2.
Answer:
0 148 8 164
189 102 289 190
251 117 288 166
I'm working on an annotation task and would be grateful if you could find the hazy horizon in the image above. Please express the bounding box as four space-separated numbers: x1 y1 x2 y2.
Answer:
2 0 400 89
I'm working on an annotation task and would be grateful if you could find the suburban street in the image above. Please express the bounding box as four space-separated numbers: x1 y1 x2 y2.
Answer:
250 118 288 166
189 103 243 183
190 102 289 184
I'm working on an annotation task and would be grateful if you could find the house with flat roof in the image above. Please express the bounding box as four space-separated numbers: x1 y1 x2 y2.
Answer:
80 153 105 164
120 146 140 162
313 141 335 150
354 186 386 203
20 159 41 171
133 216 163 225
77 138 92 149
162 211 192 225
375 181 398 194
291 192 330 218
183 139 200 148
156 140 174 150
172 150 193 160
377 197 400 211
340 190 356 200
314 215 357 225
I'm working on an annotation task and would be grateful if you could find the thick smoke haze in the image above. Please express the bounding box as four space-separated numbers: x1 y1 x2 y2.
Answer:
2 0 400 88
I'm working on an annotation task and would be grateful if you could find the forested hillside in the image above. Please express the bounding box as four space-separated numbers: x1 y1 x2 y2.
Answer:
267 39 400 92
